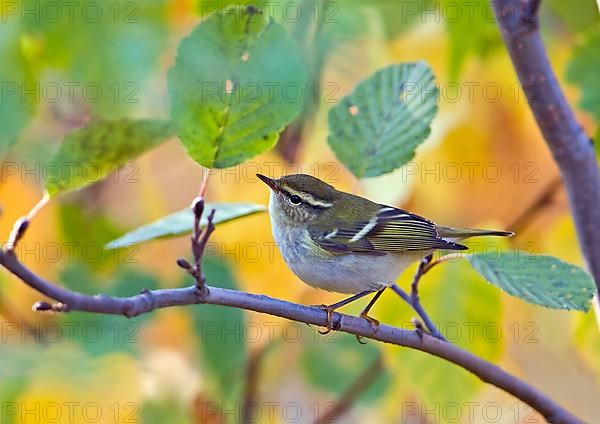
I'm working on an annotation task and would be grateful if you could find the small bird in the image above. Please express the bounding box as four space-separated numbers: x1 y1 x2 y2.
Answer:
257 173 513 331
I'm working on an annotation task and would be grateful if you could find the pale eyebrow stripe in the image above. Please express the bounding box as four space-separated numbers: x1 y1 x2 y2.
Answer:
282 187 333 208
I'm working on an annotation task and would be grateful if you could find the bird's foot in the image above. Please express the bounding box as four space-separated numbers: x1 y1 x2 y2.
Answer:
411 317 427 341
355 313 380 344
314 304 337 335
360 312 380 332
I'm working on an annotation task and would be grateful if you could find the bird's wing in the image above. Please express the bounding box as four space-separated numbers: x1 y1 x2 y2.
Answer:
309 205 467 256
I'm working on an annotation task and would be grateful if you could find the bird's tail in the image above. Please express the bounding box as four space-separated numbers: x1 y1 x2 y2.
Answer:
436 226 514 241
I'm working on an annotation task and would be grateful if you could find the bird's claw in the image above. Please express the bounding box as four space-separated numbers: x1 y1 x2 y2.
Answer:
355 335 368 344
360 312 380 332
412 317 426 341
354 313 380 344
314 304 336 334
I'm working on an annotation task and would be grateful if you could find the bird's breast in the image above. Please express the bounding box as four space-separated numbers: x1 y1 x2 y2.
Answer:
269 218 420 294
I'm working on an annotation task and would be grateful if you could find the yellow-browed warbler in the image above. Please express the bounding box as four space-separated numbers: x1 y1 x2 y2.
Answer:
258 173 512 331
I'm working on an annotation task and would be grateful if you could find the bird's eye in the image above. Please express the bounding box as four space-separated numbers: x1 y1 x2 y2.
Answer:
289 195 302 205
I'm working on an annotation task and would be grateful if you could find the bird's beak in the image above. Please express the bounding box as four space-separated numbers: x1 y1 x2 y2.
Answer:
257 174 279 191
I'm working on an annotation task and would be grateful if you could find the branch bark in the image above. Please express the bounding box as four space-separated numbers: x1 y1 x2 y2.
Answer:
492 0 600 290
0 249 583 423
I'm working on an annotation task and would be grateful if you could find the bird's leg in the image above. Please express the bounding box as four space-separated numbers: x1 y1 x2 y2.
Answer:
411 317 427 341
390 253 447 341
359 288 385 329
315 289 374 334
355 287 386 344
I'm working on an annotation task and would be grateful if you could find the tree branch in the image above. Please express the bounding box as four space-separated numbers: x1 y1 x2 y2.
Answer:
492 0 600 291
523 0 542 20
391 253 463 341
0 249 583 423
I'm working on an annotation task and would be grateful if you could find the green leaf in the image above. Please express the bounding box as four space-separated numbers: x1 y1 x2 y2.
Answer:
300 333 389 402
328 62 438 179
168 5 307 169
106 202 265 249
566 26 600 122
191 258 246 401
45 119 175 196
469 253 595 311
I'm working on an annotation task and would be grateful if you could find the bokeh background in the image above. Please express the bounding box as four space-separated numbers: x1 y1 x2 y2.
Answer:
1 0 599 423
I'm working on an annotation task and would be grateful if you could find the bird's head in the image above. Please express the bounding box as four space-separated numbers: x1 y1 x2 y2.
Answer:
257 174 338 225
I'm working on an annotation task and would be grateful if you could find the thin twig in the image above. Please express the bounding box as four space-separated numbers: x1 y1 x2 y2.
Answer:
424 254 465 274
199 169 210 198
0 248 583 423
492 0 600 291
593 294 600 333
392 283 446 342
410 254 434 300
390 253 460 341
177 198 216 292
7 191 50 253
